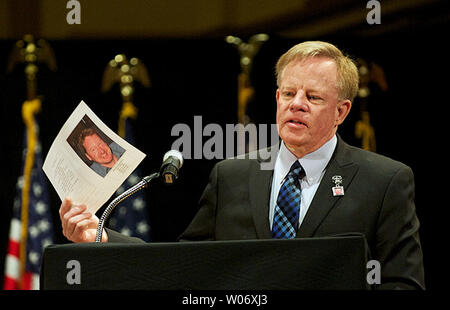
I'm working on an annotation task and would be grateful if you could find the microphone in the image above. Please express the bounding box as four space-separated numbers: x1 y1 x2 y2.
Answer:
160 150 183 184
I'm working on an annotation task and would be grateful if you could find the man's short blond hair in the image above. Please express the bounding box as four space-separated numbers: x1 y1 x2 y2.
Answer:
276 41 359 102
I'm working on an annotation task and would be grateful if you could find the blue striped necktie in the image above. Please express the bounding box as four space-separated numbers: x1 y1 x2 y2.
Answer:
272 161 304 239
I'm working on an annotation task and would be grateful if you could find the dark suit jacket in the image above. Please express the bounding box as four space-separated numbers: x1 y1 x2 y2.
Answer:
177 136 425 289
107 136 424 289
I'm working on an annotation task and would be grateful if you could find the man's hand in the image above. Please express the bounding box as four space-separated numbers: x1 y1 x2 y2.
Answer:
59 197 108 242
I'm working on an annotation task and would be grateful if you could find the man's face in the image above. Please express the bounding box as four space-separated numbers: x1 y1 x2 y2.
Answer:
82 133 113 165
276 56 351 157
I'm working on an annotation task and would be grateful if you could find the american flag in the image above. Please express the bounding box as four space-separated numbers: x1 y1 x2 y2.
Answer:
108 118 151 242
3 120 54 290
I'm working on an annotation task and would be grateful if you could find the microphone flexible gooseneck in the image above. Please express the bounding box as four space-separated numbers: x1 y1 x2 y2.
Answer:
95 150 184 242
95 172 159 243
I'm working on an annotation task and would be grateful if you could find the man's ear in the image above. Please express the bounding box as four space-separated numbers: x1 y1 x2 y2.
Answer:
336 99 352 126
85 152 93 161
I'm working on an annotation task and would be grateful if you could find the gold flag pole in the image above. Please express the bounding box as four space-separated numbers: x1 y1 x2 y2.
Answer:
7 34 56 288
101 54 150 138
354 58 388 152
226 34 268 125
100 54 152 242
226 34 268 153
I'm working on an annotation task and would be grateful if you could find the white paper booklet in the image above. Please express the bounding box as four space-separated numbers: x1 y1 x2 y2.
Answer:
43 100 146 214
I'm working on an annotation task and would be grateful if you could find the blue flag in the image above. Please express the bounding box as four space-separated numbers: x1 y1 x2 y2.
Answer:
108 119 151 241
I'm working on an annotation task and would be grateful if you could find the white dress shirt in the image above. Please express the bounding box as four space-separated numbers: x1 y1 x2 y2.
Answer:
269 135 337 230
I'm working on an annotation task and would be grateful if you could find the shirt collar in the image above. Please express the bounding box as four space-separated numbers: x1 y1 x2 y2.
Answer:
277 135 337 184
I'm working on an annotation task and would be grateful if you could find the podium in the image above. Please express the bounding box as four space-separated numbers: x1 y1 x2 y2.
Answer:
41 235 369 290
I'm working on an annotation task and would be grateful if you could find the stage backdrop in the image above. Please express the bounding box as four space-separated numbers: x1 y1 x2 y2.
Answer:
0 32 443 289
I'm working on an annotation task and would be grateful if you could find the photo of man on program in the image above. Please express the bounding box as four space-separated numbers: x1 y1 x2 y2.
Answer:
67 115 125 177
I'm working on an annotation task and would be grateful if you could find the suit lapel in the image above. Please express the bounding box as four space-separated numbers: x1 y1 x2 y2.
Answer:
296 137 359 238
248 150 275 239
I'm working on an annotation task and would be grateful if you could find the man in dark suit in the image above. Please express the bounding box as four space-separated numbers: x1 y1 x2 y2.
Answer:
59 41 424 289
